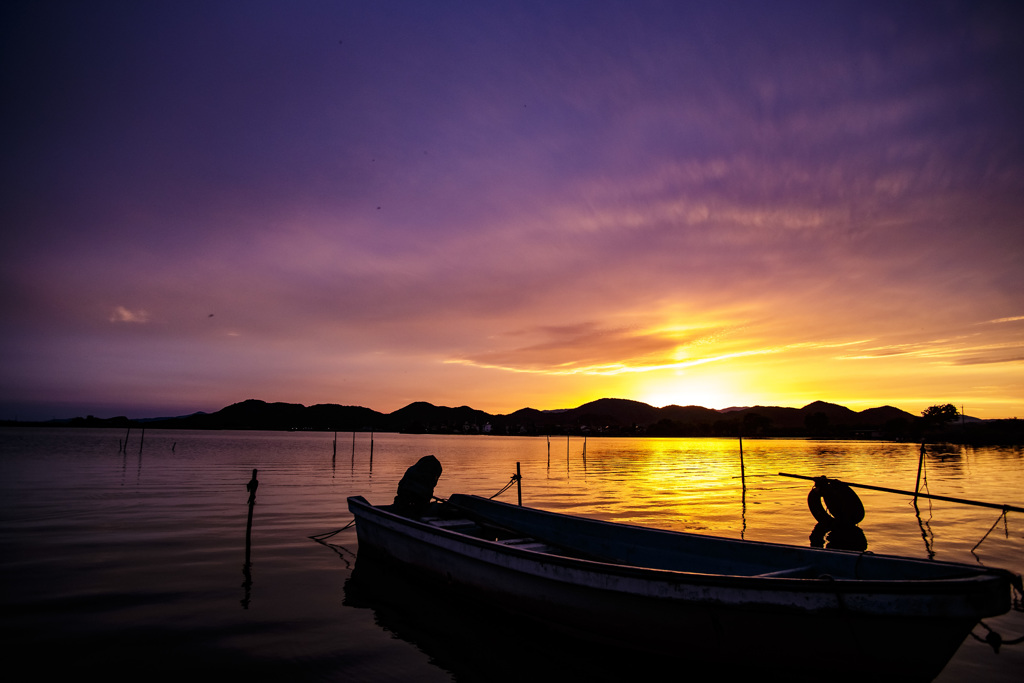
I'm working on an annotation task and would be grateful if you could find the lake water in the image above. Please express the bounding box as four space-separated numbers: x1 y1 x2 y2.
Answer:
1 429 1021 681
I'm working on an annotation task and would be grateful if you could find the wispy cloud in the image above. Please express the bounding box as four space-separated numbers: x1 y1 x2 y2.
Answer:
109 306 149 324
839 337 1024 366
447 321 876 378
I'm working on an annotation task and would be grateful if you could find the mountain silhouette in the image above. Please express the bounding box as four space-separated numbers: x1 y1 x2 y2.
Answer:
121 396 924 438
8 398 1019 443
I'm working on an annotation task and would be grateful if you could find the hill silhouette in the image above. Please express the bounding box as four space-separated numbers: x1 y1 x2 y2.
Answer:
9 397 1020 442
118 397 922 438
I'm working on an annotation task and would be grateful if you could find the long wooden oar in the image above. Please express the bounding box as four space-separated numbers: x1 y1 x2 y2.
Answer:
779 472 1024 513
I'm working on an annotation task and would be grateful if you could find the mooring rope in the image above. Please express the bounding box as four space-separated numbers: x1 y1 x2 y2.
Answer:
972 508 1011 553
309 518 356 542
488 473 521 500
971 619 1024 651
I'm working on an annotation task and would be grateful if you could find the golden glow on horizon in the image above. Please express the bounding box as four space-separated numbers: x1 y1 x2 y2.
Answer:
439 320 1023 419
637 373 741 409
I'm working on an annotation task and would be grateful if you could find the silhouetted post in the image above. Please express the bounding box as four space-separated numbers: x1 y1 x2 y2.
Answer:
123 426 131 453
738 434 745 484
583 436 587 465
738 434 747 539
516 462 522 506
914 442 926 500
370 431 374 467
243 468 258 609
138 427 145 455
246 468 259 505
245 470 258 555
547 436 550 467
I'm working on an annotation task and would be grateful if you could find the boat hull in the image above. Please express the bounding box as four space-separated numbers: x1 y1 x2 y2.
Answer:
347 495 1012 681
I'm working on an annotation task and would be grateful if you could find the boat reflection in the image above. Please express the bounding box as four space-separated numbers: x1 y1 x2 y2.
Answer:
808 522 868 551
343 552 748 682
343 551 919 683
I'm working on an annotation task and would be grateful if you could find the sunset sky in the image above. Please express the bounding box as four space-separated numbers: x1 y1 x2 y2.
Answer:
2 1 1022 421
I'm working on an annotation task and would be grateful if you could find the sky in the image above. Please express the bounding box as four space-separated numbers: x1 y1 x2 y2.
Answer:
2 0 1023 421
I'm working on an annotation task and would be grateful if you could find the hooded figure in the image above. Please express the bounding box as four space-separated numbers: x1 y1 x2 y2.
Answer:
393 455 443 518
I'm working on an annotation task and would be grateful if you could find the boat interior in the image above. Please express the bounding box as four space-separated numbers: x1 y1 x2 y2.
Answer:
403 496 989 583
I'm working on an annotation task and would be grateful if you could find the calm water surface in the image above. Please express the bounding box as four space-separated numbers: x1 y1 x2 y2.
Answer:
1 429 1021 681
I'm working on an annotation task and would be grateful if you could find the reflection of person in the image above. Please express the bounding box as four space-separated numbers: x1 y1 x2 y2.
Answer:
393 455 442 518
246 468 259 505
809 522 868 552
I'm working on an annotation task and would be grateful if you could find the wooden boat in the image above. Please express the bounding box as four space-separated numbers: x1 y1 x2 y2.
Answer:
347 493 1017 681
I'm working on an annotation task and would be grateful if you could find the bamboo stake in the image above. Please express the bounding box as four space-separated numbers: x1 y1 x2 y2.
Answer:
914 442 926 499
243 468 258 609
516 461 522 506
738 434 745 484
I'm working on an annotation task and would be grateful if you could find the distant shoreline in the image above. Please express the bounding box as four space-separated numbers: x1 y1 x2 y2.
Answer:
2 398 1021 444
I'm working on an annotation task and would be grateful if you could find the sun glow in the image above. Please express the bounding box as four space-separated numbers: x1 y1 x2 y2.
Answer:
637 373 744 410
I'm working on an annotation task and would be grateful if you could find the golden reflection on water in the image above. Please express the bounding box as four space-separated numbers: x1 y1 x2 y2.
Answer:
390 434 1023 567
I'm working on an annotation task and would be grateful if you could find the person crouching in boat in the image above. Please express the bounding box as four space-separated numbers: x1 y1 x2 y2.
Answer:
393 455 442 518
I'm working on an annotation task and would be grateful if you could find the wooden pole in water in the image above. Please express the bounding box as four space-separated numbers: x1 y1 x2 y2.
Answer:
138 427 145 455
243 468 258 609
245 468 259 558
370 431 374 467
914 442 926 499
546 436 550 467
738 434 745 483
516 461 522 506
